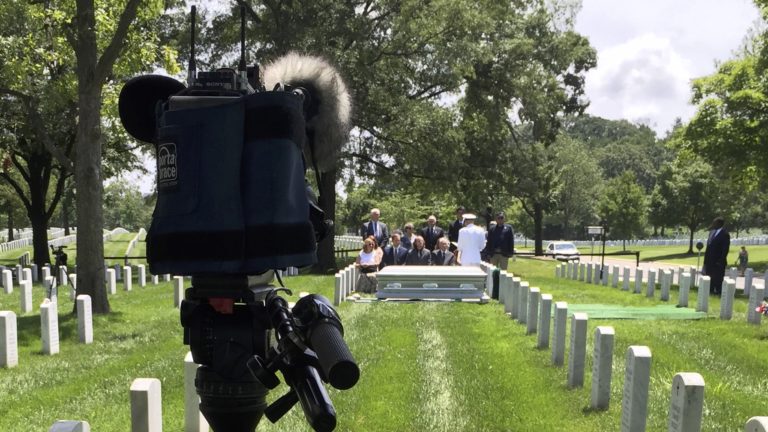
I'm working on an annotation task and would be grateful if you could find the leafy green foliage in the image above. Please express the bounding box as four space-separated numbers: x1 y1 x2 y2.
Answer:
103 180 152 232
598 171 647 244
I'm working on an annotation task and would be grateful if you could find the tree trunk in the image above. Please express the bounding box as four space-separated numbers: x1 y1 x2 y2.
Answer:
62 187 72 236
687 227 695 254
75 82 108 313
30 213 50 271
533 202 544 255
314 169 337 274
6 208 13 242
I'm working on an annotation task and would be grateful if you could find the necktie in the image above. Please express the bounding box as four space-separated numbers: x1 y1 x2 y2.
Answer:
440 251 444 263
374 222 378 237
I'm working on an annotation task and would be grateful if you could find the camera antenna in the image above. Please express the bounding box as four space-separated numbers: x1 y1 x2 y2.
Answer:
187 5 197 86
238 4 248 91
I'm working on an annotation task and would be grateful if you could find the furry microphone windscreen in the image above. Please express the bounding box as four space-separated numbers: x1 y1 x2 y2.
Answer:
263 53 352 173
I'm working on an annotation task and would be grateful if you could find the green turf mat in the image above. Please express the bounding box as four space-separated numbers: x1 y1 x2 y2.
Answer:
567 304 708 320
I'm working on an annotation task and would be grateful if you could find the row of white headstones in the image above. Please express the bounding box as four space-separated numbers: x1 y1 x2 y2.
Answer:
0 264 303 367
0 264 300 432
46 351 209 432
555 261 766 323
534 262 768 431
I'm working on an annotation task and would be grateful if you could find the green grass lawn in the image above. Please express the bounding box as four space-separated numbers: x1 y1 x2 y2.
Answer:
0 257 767 431
518 242 768 273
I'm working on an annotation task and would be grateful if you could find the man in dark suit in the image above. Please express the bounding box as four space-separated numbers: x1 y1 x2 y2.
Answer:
703 217 730 296
360 208 389 248
483 211 515 270
405 236 431 265
418 215 445 251
381 232 408 268
431 238 455 266
447 206 465 252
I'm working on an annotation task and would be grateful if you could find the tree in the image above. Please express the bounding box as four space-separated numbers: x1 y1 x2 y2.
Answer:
198 0 596 266
70 0 179 313
597 171 647 250
658 153 721 253
103 180 151 231
550 135 603 239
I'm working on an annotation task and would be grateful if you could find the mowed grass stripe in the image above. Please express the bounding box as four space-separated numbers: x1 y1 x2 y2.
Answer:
414 303 467 431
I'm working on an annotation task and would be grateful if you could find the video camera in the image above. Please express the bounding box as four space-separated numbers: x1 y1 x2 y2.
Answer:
118 5 357 432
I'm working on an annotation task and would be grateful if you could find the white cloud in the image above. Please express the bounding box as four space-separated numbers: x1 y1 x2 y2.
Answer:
575 0 760 135
584 34 694 133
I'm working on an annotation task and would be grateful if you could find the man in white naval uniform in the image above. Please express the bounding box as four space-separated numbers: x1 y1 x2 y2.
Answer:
457 213 486 266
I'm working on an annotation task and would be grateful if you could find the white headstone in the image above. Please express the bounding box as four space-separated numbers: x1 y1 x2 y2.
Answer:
163 274 171 282
746 417 768 432
668 372 704 432
510 278 521 319
537 294 552 349
748 287 765 325
136 264 146 288
697 276 710 313
745 268 754 297
151 274 159 285
45 276 57 303
334 274 342 306
552 301 568 366
622 267 630 291
76 295 93 344
578 263 585 281
20 280 32 314
2 269 12 294
571 263 578 280
0 311 18 368
593 263 601 284
620 345 652 432
174 276 184 308
498 271 508 305
679 273 691 307
586 264 593 284
42 265 51 283
526 288 540 335
15 264 22 282
601 266 609 286
661 270 672 301
107 269 117 295
590 326 615 410
124 266 133 292
517 282 529 324
31 263 38 282
503 273 515 315
59 266 68 286
612 265 619 288
184 352 209 432
22 268 31 284
567 312 588 388
41 300 59 355
48 421 91 432
130 378 162 432
646 270 656 298
720 278 736 320
729 267 737 281
633 268 643 294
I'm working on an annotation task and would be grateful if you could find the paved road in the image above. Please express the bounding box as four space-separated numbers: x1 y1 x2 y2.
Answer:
535 255 764 291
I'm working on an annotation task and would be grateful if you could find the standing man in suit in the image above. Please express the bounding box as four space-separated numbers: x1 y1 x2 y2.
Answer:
381 232 408 268
419 215 445 252
431 237 456 266
483 211 515 270
361 208 389 249
457 213 486 266
703 216 730 296
405 236 432 265
448 206 465 252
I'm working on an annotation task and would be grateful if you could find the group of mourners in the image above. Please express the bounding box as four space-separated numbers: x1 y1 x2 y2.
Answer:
354 206 515 293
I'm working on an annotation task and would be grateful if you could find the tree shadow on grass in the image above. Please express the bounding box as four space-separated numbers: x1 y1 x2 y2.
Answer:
640 252 697 262
15 310 125 347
